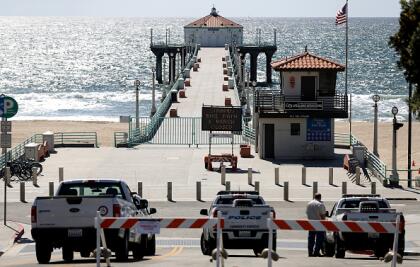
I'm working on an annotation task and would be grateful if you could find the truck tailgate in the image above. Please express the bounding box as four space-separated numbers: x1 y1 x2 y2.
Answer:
219 206 271 230
346 212 397 222
35 196 114 228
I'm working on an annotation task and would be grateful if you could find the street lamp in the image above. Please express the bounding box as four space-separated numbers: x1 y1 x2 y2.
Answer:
151 67 157 117
372 94 380 157
177 48 181 76
390 106 404 187
134 80 140 129
163 57 167 85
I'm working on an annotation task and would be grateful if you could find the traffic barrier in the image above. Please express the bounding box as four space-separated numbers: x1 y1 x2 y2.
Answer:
302 167 306 185
225 181 231 191
20 182 25 203
274 168 280 185
284 181 289 201
355 166 361 185
167 182 173 202
32 167 38 187
342 181 347 195
221 166 226 185
196 181 201 201
255 181 260 193
59 167 64 183
95 214 224 267
329 168 334 185
49 182 54 197
265 215 402 267
248 168 253 185
312 181 318 198
137 182 142 197
371 182 376 194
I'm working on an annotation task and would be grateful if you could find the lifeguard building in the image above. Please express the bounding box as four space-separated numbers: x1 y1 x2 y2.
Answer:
254 49 348 160
184 7 243 47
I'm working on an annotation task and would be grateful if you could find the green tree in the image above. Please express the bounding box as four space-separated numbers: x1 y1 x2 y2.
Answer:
389 0 420 118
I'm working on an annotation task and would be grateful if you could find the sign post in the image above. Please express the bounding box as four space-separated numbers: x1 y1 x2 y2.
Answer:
1 94 19 225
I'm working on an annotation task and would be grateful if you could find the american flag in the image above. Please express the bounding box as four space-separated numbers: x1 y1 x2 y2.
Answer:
336 3 347 25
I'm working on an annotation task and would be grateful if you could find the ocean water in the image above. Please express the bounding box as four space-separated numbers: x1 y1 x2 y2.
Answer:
0 17 409 122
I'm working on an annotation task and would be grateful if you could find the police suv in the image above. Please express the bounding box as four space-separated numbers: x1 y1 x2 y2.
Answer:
200 191 276 256
31 179 157 264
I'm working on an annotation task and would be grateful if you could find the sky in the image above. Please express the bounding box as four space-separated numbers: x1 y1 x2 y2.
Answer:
0 0 402 17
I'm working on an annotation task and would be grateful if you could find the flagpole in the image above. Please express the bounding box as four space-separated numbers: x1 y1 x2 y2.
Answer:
345 0 351 138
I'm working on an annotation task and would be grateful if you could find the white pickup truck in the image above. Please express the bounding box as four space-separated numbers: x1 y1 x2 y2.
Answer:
31 179 157 264
200 191 276 256
325 194 405 259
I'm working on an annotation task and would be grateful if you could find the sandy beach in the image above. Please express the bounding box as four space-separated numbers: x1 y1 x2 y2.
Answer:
8 120 420 171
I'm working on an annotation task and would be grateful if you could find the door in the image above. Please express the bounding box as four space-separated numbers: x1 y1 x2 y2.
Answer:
301 76 316 101
264 124 275 159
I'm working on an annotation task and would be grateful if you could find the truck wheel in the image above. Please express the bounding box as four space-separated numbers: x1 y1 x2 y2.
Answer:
80 250 90 258
334 236 345 259
146 235 156 256
324 240 335 257
35 241 52 264
132 241 145 261
398 232 405 258
115 232 129 262
253 247 264 256
62 246 74 262
374 245 388 258
200 233 215 256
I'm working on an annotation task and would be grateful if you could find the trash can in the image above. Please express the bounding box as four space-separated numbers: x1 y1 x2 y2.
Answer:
42 131 55 153
352 145 366 167
25 143 39 161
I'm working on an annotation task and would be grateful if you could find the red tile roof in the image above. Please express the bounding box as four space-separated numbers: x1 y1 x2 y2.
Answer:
185 8 242 28
271 52 345 71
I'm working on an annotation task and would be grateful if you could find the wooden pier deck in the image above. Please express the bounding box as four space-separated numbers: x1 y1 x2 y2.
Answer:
169 47 240 117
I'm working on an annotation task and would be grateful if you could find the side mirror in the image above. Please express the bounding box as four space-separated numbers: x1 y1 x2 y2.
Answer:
325 211 330 218
200 209 208 216
131 192 138 196
136 199 148 210
149 208 157 215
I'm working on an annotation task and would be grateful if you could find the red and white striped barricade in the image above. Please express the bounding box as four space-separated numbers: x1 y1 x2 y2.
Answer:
94 214 224 267
265 215 402 267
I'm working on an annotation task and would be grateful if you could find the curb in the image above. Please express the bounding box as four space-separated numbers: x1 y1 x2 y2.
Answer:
13 223 25 243
0 222 25 258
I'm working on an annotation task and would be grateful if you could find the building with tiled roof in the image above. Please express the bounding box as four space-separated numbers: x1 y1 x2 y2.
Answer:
184 7 243 47
253 48 348 160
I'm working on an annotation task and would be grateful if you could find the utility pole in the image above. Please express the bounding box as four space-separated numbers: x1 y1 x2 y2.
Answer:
134 80 140 129
151 67 156 117
390 106 403 187
408 82 413 187
372 94 380 157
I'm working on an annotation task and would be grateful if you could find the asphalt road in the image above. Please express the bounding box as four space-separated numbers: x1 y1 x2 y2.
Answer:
1 200 419 266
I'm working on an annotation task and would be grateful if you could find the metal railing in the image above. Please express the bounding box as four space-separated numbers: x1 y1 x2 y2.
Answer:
0 134 43 169
334 133 351 148
54 132 98 148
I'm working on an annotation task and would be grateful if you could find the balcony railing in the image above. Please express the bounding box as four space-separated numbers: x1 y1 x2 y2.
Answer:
254 90 348 118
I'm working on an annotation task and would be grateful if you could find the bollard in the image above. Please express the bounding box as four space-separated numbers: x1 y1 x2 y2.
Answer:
221 166 226 185
196 181 201 201
32 167 38 186
137 182 143 197
225 181 231 191
255 181 260 193
313 181 318 199
49 182 54 197
284 181 289 201
20 182 25 203
5 167 11 187
274 168 279 185
248 168 253 185
302 167 306 185
355 167 361 185
167 182 173 202
342 181 347 195
329 168 334 185
371 182 377 194
59 167 64 183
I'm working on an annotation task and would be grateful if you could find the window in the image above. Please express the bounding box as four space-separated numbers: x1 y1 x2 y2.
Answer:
57 182 125 199
291 123 300 136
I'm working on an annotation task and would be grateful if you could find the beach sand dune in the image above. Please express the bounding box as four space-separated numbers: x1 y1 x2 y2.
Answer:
8 120 420 172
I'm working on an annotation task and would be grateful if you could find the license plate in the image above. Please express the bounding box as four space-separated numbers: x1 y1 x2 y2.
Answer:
68 229 83 237
238 231 251 237
368 232 380 238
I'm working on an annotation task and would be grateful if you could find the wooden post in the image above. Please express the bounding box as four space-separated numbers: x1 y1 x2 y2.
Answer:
355 167 361 185
225 181 231 191
313 181 318 199
59 167 64 183
221 166 226 185
302 167 306 185
137 182 143 197
196 181 201 201
49 182 54 197
284 181 289 201
248 168 253 185
255 181 260 193
329 168 334 185
371 182 377 195
32 167 38 187
20 182 25 203
342 181 347 195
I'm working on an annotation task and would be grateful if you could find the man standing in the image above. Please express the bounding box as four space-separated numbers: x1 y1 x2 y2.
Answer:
306 193 326 257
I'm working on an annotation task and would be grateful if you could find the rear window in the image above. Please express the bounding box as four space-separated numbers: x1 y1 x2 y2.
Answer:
341 199 388 209
215 196 264 205
57 182 124 199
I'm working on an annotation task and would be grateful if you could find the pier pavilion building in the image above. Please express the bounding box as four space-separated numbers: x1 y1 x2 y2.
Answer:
184 7 243 47
253 50 348 160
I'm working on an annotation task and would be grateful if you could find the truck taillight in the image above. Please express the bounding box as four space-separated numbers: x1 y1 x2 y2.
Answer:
113 204 121 217
271 210 276 219
31 206 37 223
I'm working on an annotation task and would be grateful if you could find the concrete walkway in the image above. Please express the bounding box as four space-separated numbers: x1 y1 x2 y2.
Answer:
169 47 239 117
